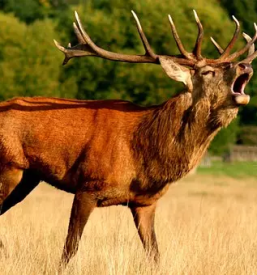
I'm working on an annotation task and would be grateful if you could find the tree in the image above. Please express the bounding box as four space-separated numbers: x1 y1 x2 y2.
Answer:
209 118 239 155
0 0 69 24
0 13 75 99
237 126 257 145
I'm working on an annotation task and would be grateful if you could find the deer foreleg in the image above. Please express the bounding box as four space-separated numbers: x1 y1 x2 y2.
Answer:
130 203 160 263
60 191 96 268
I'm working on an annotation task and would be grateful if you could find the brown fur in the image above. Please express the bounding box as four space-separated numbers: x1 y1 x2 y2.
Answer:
0 61 253 267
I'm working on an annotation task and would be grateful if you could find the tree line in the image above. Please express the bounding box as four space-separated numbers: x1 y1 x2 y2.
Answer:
0 0 257 155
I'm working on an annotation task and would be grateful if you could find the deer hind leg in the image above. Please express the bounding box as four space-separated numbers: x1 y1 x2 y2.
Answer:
1 170 40 215
130 203 160 263
60 191 96 269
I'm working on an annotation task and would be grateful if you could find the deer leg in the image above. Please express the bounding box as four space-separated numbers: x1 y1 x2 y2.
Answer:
1 170 40 215
0 167 23 215
60 191 96 268
0 167 24 251
130 203 160 263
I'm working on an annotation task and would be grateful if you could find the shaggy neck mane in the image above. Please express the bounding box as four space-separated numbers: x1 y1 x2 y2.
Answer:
133 92 224 186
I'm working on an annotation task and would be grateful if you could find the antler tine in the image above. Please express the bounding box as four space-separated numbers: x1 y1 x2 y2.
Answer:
240 32 257 63
73 21 86 44
54 39 97 65
210 37 224 54
226 22 257 62
131 11 157 59
241 49 257 64
193 10 204 59
74 11 101 55
168 15 192 60
242 32 255 56
54 17 101 65
54 40 69 64
219 16 240 59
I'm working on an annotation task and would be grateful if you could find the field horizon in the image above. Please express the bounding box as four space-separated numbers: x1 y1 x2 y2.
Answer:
1 173 257 274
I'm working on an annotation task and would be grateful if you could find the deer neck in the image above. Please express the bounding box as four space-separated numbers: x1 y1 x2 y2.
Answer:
133 92 226 184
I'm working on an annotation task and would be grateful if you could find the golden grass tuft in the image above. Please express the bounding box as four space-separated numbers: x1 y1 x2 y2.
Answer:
1 175 257 274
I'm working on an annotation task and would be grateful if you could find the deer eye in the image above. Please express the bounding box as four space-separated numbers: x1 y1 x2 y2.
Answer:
201 70 215 76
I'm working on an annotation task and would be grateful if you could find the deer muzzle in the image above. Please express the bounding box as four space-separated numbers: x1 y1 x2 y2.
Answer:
231 63 253 105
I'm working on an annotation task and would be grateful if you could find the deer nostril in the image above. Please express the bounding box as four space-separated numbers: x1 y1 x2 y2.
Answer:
238 63 252 70
239 63 246 69
236 63 253 75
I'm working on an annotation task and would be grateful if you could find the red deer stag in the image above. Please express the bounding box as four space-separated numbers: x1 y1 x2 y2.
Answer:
0 10 256 267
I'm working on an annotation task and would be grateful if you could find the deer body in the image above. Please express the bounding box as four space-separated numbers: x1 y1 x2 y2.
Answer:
0 93 221 206
0 97 139 195
1 9 257 268
1 89 231 195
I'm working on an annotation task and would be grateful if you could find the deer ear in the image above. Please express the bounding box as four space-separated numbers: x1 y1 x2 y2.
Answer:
159 56 193 91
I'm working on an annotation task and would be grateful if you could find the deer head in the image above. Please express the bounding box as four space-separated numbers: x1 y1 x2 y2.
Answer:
54 11 257 127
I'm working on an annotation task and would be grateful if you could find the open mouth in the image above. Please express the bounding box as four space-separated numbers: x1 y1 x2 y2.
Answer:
232 73 250 95
231 73 251 105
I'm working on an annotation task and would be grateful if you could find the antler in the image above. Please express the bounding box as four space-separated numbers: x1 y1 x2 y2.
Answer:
167 10 204 60
54 11 159 65
55 11 257 67
55 11 205 67
210 17 257 63
193 10 204 59
168 15 192 60
240 32 257 63
220 16 240 59
212 32 255 60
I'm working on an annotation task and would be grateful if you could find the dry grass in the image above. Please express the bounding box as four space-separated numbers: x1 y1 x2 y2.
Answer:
1 174 257 275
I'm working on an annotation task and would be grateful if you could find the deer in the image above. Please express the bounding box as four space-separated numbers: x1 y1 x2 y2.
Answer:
0 10 256 269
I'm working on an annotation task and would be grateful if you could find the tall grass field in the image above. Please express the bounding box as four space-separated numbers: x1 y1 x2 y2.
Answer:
1 163 257 274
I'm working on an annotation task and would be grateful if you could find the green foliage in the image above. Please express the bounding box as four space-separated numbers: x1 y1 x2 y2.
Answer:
0 13 74 99
1 0 44 24
209 118 239 156
220 0 257 31
0 0 69 24
237 126 257 145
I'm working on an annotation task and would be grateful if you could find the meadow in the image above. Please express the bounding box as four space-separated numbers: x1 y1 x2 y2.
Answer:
1 162 257 274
